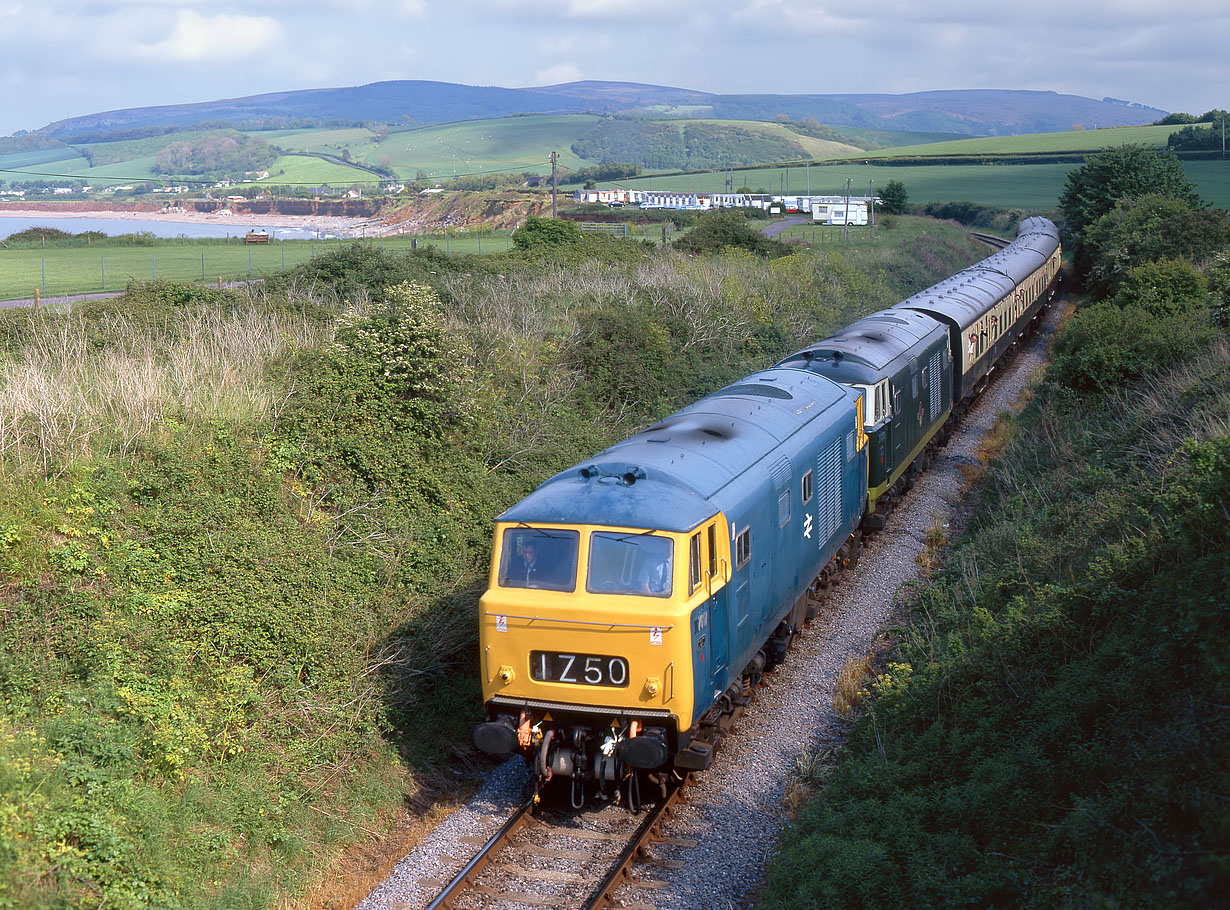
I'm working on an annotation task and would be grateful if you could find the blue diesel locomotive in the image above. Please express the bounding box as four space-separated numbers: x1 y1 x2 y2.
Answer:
473 217 1061 802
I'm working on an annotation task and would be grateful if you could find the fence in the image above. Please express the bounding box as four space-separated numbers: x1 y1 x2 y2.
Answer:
578 222 629 237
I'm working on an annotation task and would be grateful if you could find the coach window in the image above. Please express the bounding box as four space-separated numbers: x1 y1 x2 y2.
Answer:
735 527 751 570
802 469 814 505
707 524 718 579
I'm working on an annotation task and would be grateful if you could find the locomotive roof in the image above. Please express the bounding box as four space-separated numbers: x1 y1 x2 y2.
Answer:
894 217 1060 330
498 368 853 533
773 308 946 383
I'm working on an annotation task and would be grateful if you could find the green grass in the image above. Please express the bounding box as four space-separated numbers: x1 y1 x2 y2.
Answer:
365 114 599 179
0 147 81 170
267 154 375 184
630 162 1077 208
858 123 1180 158
0 233 519 301
263 127 378 153
75 129 231 166
627 160 1230 210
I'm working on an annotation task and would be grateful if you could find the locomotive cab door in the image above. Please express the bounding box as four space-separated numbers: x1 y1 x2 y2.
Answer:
705 523 728 694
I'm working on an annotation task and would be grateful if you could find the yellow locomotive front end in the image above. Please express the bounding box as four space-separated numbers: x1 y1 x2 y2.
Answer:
474 518 724 803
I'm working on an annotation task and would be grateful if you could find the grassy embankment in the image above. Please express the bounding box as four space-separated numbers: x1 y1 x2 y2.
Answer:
0 216 988 908
759 178 1229 906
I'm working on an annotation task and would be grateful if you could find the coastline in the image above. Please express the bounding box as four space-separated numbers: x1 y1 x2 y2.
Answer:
0 206 369 235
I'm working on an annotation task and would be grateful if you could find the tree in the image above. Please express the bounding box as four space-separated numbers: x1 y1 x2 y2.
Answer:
879 179 909 215
512 216 582 251
1058 145 1202 253
1082 194 1230 297
672 209 788 258
1111 259 1208 317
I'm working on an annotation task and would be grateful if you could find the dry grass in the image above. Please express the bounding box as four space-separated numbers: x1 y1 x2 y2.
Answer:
975 411 1016 463
832 652 875 717
0 293 333 476
915 514 949 574
784 748 836 819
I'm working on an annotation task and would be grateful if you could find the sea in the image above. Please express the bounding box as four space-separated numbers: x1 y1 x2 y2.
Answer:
0 216 337 241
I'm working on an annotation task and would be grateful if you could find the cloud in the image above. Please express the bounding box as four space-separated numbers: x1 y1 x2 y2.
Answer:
394 0 427 15
536 61 583 84
131 9 283 61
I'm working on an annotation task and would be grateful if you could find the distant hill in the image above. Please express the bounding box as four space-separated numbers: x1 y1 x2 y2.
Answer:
35 81 1165 142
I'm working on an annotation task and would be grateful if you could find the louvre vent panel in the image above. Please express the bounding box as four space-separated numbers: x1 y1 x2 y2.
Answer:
816 440 842 545
928 350 943 422
770 455 792 491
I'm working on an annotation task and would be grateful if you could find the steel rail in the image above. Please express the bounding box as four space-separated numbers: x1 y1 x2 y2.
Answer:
968 230 1011 251
581 775 689 909
424 788 538 910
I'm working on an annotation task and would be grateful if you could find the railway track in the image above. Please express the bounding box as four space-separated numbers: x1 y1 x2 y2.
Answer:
424 774 691 909
968 230 1011 250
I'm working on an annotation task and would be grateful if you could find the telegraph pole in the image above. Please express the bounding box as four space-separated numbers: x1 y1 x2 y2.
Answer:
550 151 558 218
843 177 852 241
869 178 875 228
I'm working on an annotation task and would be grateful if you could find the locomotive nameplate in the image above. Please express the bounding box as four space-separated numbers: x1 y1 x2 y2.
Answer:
531 651 630 687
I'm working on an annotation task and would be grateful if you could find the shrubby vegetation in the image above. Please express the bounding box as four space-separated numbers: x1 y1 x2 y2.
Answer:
570 117 807 169
0 217 984 908
1057 144 1203 274
153 131 277 179
671 209 790 258
762 141 1229 909
559 162 642 186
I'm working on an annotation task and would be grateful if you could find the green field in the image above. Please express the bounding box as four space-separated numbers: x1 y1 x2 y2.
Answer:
627 159 1230 210
0 232 530 301
859 123 1181 158
366 114 600 179
267 154 375 184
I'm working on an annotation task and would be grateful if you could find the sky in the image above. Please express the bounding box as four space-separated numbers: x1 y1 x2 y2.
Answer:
0 0 1227 137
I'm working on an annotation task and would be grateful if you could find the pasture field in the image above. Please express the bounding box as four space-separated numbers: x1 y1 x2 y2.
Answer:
76 129 225 166
268 154 376 184
628 159 1230 210
0 232 523 301
262 127 379 153
0 146 81 170
858 122 1180 158
630 162 1078 209
677 118 862 159
366 114 600 179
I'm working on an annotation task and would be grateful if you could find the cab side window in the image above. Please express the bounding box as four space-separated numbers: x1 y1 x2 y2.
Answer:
689 533 702 593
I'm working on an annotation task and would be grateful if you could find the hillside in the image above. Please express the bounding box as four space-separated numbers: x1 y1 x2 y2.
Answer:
35 81 1165 141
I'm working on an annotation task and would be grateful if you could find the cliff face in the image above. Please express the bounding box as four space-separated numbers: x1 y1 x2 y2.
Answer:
379 190 548 233
186 199 381 217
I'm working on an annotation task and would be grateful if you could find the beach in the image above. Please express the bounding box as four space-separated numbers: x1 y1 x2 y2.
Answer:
0 206 371 235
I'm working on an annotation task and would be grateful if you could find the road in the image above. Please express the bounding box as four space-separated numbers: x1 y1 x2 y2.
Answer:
759 215 810 237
